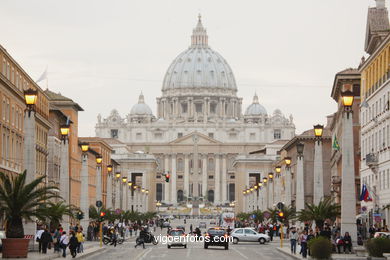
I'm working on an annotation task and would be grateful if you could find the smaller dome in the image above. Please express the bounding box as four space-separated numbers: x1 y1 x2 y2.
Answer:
130 93 153 116
245 93 267 116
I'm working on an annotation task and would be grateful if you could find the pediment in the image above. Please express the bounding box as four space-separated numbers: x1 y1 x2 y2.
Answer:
170 132 222 145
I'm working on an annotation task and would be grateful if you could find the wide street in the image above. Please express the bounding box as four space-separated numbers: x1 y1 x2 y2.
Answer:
84 218 292 260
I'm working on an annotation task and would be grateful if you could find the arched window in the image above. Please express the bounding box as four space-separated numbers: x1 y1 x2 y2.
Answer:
208 190 214 203
177 190 184 202
177 158 184 172
208 158 214 171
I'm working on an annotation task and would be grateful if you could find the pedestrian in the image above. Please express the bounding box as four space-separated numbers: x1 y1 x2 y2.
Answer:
35 227 44 253
306 229 315 256
87 223 93 241
76 229 84 253
300 230 308 258
110 228 118 247
135 227 146 249
68 231 79 258
190 224 193 234
290 228 298 254
53 228 61 253
40 229 53 254
343 232 352 254
59 231 69 258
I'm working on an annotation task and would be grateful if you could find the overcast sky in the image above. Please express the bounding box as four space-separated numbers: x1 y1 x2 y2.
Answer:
0 0 378 136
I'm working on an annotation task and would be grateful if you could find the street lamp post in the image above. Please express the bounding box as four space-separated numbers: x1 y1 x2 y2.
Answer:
80 142 90 228
96 155 103 203
22 88 38 237
313 124 324 205
268 172 274 208
106 165 113 209
284 157 292 206
340 89 357 244
122 176 127 210
59 124 70 228
296 142 305 227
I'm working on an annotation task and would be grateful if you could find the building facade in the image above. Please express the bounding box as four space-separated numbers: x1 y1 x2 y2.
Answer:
360 0 390 227
96 16 295 213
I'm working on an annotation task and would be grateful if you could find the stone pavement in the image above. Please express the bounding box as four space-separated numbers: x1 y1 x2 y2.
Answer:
273 238 368 260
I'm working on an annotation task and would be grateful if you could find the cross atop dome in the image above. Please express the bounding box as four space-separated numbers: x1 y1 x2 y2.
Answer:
191 14 208 47
253 93 259 104
138 92 145 104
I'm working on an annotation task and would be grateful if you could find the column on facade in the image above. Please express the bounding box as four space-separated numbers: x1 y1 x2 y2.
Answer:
184 154 190 198
171 154 177 204
106 174 113 209
285 166 292 207
313 140 324 205
341 111 358 243
296 156 305 213
202 154 207 197
222 155 227 203
80 153 89 228
187 98 191 118
218 98 222 117
59 140 69 228
214 154 221 204
115 179 120 209
164 155 170 203
96 166 102 203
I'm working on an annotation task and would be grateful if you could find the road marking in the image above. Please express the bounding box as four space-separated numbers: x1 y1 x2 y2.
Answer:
186 248 191 258
140 248 152 259
232 247 249 259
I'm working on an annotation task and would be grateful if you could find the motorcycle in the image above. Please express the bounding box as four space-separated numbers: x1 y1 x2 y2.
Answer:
136 232 158 245
103 234 125 245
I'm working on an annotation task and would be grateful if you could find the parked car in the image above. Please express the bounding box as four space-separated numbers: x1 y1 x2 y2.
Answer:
374 232 390 238
167 229 187 249
204 227 229 250
231 228 270 244
199 222 207 229
162 221 171 228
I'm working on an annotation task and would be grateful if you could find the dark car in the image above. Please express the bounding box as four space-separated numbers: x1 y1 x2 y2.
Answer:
204 227 229 250
176 225 185 232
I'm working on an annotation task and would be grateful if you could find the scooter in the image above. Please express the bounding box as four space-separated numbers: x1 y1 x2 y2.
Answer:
136 232 158 245
103 234 125 245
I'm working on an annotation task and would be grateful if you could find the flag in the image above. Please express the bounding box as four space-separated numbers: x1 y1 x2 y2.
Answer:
359 184 372 202
332 136 340 151
36 67 48 83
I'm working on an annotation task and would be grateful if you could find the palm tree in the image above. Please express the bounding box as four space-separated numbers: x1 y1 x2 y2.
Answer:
250 210 264 223
266 205 296 225
297 198 340 230
39 201 76 230
0 171 59 238
236 212 250 221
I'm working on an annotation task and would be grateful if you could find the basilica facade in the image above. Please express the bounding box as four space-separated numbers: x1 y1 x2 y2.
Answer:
95 16 295 213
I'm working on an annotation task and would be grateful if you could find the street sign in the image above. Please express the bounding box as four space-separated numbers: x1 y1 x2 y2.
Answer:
96 200 103 208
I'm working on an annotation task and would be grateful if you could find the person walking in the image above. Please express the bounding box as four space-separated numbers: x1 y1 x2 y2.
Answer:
76 229 84 253
40 229 53 254
307 229 315 256
68 231 79 258
135 227 147 249
53 228 61 253
190 224 193 234
300 230 308 258
35 227 44 253
59 231 69 258
290 228 298 254
110 228 118 247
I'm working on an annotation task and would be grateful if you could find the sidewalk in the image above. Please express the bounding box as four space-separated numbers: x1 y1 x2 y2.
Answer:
273 238 367 260
4 241 106 260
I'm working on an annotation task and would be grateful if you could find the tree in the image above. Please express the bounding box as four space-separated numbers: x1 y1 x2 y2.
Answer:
0 171 59 238
39 201 76 229
266 205 296 225
297 198 340 230
236 212 250 221
250 210 264 223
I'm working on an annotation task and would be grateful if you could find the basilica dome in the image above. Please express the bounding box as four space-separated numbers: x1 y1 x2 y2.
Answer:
130 93 153 116
162 15 237 91
245 94 267 116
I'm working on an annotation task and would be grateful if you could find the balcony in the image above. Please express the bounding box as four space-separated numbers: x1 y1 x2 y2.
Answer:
366 153 378 167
